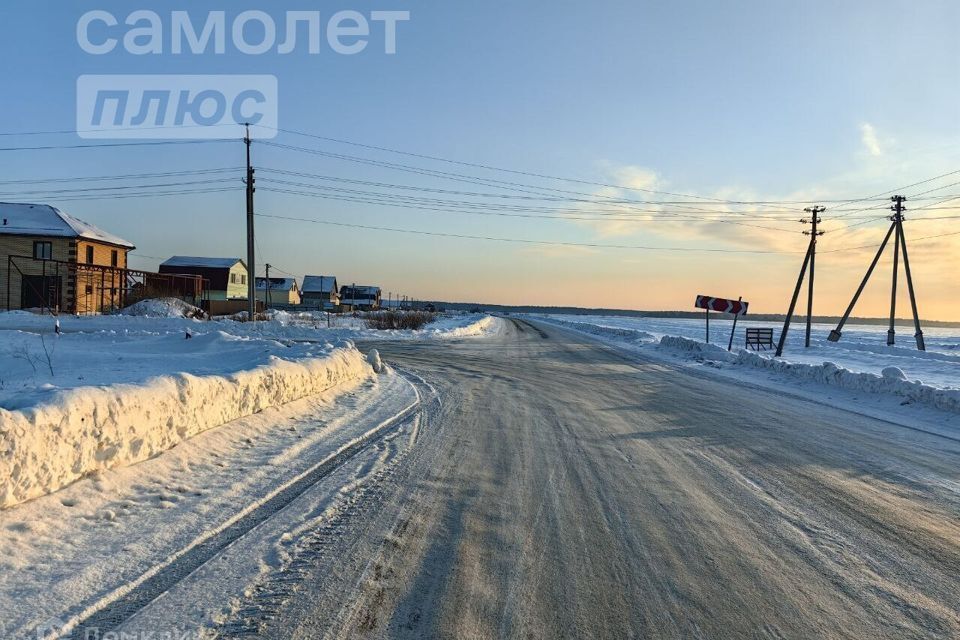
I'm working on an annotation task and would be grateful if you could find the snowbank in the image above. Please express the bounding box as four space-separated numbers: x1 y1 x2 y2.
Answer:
534 313 960 390
120 298 206 319
432 315 507 338
555 319 658 344
656 335 960 414
0 345 374 508
657 335 736 361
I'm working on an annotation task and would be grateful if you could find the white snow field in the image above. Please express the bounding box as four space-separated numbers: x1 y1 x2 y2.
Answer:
0 307 503 508
529 314 960 413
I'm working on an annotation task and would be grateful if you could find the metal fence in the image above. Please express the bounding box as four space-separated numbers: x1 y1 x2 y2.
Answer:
4 254 208 315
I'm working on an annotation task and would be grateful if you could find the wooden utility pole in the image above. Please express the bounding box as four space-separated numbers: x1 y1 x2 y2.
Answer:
888 200 901 345
264 263 272 309
244 123 256 321
828 195 925 350
776 206 824 357
804 206 824 348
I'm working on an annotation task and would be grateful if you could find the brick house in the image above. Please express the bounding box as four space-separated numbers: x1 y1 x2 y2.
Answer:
0 202 135 313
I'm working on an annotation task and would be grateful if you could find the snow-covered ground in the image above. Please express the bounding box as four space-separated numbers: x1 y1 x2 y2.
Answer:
0 304 503 637
528 314 960 414
0 308 501 409
0 364 419 639
0 306 502 508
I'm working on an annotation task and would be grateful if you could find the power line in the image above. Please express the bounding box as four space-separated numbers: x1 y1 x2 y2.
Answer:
257 140 811 217
0 140 234 152
0 123 244 137
258 166 881 217
829 169 960 219
239 166 960 206
266 264 298 278
822 229 960 254
256 210 957 257
255 212 804 254
262 125 938 210
256 184 801 234
0 167 241 186
23 186 237 202
827 192 960 240
0 178 237 198
262 126 763 204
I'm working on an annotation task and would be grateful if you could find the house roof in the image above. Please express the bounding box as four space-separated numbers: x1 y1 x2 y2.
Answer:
0 202 135 249
341 285 381 295
301 275 338 293
255 277 298 292
161 256 245 270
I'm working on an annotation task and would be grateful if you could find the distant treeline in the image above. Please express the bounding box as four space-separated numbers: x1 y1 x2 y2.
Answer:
426 302 960 328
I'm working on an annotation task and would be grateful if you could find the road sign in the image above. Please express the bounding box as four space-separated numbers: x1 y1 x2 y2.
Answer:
695 295 749 316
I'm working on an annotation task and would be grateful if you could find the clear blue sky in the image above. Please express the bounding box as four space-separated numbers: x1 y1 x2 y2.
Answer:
1 1 958 317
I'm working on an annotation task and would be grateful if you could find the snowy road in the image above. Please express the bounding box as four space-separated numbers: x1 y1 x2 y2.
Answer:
253 318 960 639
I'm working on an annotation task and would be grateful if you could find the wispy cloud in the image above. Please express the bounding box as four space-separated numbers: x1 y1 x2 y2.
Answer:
519 244 597 258
860 122 882 157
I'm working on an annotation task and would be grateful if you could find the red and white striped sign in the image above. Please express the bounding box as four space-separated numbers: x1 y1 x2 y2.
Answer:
695 295 749 316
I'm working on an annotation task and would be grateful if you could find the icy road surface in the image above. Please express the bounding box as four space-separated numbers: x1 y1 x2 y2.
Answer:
13 318 957 639
252 318 960 639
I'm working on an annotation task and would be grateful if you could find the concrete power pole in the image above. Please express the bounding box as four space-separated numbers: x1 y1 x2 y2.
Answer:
244 123 256 321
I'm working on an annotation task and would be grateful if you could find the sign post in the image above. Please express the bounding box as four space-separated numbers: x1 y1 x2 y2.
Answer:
695 295 749 350
727 296 743 351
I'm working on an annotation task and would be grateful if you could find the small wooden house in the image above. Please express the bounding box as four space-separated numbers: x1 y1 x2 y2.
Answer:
301 275 340 311
159 257 248 301
255 277 301 306
340 285 381 311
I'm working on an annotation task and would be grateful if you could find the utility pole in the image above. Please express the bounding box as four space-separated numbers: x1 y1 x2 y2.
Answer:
828 195 925 350
264 263 272 309
244 123 256 321
888 198 901 345
804 206 824 348
776 205 825 357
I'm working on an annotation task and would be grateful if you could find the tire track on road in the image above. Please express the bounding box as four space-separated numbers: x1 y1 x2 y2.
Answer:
67 374 426 640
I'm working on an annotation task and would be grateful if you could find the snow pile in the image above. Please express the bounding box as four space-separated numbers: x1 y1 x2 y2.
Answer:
883 366 907 380
120 298 206 319
0 344 374 508
655 335 960 414
731 349 960 413
552 319 657 342
432 315 506 338
367 349 384 373
658 335 736 361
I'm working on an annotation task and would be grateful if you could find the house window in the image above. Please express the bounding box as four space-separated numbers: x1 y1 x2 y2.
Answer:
230 273 237 284
240 275 246 285
85 246 94 264
110 250 118 267
33 241 52 260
